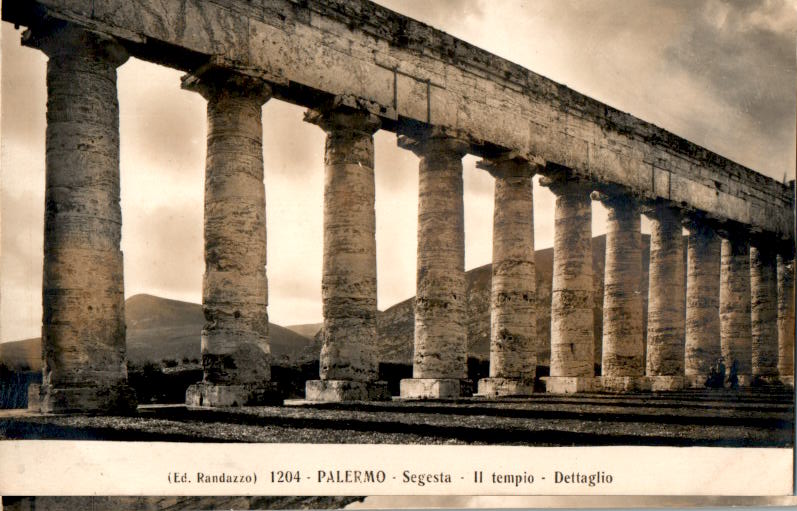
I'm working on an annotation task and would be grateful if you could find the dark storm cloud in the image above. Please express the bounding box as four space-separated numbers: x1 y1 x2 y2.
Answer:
664 0 797 145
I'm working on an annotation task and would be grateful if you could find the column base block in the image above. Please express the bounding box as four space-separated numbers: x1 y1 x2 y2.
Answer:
304 380 390 402
27 383 41 412
598 376 651 393
751 374 785 387
684 374 713 389
731 375 753 387
39 382 137 414
541 376 599 394
475 378 534 397
398 378 465 399
186 382 281 407
780 376 794 389
645 375 684 391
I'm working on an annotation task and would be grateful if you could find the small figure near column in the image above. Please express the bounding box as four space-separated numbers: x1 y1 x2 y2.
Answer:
592 189 649 392
303 99 389 401
398 128 470 399
476 154 538 397
539 171 598 393
183 65 279 407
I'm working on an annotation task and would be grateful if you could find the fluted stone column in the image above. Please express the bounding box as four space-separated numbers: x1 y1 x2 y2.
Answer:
719 226 752 386
683 218 721 388
540 174 597 393
643 203 685 391
592 191 648 392
750 236 779 384
183 69 279 407
25 22 136 413
399 131 469 399
777 244 795 387
304 105 389 401
476 156 537 397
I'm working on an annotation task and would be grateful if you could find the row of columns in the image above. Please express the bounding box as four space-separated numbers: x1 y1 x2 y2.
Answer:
29 22 795 412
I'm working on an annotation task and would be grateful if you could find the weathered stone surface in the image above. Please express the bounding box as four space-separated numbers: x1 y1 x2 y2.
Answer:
541 173 595 392
398 378 463 400
599 376 652 393
749 240 778 379
684 219 721 381
645 375 684 391
399 133 469 399
183 68 273 399
8 0 791 237
186 381 280 407
477 156 536 396
777 249 795 381
24 22 136 414
305 106 381 388
593 192 644 378
643 203 685 377
476 377 534 397
719 229 752 382
305 379 390 402
540 376 600 394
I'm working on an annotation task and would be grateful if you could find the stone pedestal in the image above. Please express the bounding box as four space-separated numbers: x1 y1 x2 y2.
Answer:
643 203 685 390
599 376 652 393
719 227 752 386
683 218 721 388
476 155 537 397
398 131 469 399
25 22 136 414
182 68 278 407
186 382 281 407
303 105 387 401
776 247 795 383
541 174 595 393
592 191 645 389
541 376 601 394
645 376 685 391
399 378 465 400
750 239 778 381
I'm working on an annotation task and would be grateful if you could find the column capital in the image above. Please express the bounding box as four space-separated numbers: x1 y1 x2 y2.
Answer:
639 199 684 220
23 19 128 67
304 105 381 135
538 169 592 196
477 152 540 179
397 126 470 158
715 220 750 241
181 65 272 104
590 188 641 212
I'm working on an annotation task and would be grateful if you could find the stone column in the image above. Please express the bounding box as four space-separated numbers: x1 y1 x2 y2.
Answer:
750 235 779 384
777 243 795 387
591 191 648 392
476 155 537 397
539 174 597 393
303 105 389 401
398 130 469 399
24 22 136 413
683 217 721 388
182 68 279 407
718 226 752 386
642 203 685 391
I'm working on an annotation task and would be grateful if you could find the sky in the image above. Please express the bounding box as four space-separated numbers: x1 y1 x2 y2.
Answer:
1 0 795 342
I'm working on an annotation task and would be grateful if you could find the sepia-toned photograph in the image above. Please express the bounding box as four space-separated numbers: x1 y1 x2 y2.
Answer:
0 0 795 508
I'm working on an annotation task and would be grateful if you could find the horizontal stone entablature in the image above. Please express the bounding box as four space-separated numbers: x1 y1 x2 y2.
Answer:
4 0 793 237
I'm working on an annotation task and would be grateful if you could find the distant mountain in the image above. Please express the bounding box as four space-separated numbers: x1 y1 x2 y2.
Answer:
285 323 323 339
2 233 665 373
0 294 317 372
